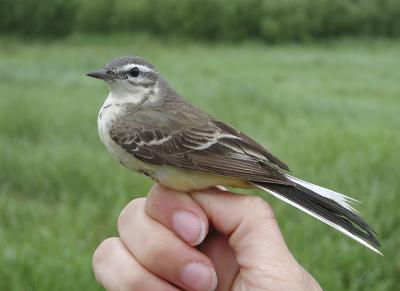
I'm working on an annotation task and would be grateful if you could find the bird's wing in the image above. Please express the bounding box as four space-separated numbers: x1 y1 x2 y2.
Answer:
110 117 291 184
212 120 290 171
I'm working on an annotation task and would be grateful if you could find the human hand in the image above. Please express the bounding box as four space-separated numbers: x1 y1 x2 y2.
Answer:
92 184 322 291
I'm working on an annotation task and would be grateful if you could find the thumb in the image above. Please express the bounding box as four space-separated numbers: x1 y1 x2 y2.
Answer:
190 188 296 267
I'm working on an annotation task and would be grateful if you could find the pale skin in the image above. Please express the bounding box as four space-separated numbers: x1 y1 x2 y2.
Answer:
92 184 322 291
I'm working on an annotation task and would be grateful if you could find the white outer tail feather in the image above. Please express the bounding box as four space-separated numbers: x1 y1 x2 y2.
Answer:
253 175 382 255
286 175 359 213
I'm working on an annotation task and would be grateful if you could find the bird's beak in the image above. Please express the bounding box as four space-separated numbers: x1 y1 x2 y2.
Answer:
86 69 113 80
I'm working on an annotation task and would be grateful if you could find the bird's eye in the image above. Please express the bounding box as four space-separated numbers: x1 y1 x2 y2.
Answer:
128 67 140 78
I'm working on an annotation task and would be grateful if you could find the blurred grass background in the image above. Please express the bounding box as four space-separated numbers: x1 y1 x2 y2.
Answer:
2 0 400 41
1 36 399 291
1 0 400 290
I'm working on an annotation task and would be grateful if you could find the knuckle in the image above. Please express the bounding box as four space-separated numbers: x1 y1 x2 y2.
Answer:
92 239 148 291
140 239 165 268
148 183 165 197
146 183 179 213
124 272 145 291
117 198 146 231
248 196 275 220
146 188 164 211
92 237 119 271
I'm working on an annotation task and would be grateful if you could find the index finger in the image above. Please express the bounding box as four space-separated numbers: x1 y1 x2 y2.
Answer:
145 184 209 246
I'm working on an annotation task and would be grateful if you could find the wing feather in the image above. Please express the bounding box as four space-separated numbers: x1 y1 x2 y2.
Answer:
110 118 291 184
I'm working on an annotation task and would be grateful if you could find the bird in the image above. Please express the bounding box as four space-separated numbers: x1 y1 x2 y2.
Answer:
87 55 381 255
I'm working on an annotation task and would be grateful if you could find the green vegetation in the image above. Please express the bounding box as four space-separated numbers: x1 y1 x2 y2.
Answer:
2 0 400 41
0 36 399 290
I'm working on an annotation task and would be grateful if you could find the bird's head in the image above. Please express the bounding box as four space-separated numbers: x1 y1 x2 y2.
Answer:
87 56 161 100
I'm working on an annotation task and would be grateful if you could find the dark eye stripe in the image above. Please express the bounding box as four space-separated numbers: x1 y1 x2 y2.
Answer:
140 71 158 81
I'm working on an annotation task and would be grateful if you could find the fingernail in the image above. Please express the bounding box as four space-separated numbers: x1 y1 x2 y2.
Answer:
172 211 206 246
180 262 217 291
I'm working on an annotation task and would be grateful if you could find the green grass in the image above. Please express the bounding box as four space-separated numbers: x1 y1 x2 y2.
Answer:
0 35 399 290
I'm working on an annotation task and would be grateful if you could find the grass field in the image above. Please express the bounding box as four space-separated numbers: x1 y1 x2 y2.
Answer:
0 35 399 290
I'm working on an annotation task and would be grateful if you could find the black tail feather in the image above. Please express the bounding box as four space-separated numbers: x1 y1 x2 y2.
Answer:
253 181 380 252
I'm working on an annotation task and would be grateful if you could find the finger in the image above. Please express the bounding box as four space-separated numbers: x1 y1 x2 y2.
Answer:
146 184 208 246
118 198 218 291
191 189 295 266
92 237 178 291
198 232 239 291
146 184 239 289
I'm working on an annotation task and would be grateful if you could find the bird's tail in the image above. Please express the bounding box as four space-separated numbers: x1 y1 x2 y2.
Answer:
252 175 381 255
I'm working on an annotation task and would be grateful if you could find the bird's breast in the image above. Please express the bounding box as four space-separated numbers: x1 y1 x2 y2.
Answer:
97 100 150 174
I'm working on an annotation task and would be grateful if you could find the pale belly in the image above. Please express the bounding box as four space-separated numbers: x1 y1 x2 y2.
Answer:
153 166 252 192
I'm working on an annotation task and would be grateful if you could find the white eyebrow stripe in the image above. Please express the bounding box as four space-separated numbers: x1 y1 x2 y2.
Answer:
121 64 153 73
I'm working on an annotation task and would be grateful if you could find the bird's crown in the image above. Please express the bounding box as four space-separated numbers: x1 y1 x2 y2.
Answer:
105 56 154 71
